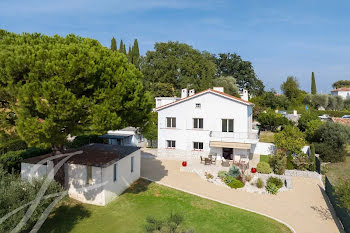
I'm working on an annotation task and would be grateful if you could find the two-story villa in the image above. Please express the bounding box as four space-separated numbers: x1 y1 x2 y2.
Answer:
155 87 259 161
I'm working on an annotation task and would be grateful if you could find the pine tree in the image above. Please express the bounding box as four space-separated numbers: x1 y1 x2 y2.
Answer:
311 72 317 94
110 37 117 51
131 39 140 67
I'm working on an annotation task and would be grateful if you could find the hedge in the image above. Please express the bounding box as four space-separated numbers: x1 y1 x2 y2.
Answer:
0 147 51 173
0 139 27 155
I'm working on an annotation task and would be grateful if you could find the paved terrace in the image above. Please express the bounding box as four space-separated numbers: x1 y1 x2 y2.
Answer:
141 149 343 233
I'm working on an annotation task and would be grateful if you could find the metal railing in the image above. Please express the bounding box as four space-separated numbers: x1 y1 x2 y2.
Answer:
209 130 259 139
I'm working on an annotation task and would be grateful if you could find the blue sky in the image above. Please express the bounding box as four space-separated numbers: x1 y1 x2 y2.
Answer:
1 0 349 93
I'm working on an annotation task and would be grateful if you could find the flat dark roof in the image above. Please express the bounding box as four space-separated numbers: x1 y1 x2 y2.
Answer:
23 144 140 168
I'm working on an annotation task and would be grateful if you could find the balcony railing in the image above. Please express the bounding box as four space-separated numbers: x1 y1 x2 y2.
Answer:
209 130 259 140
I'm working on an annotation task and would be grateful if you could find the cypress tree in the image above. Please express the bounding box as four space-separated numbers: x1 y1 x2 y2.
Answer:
127 46 132 62
123 44 126 54
309 144 316 171
311 72 317 94
110 37 117 51
119 40 124 53
131 39 140 67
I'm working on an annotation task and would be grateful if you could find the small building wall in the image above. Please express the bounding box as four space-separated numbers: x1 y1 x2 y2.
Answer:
67 163 105 206
102 150 141 205
21 162 48 181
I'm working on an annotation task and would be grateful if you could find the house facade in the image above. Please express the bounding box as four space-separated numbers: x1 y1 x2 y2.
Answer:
155 88 259 160
331 87 350 99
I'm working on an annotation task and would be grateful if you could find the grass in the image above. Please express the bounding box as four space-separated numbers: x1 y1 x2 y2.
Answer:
260 155 271 163
40 179 291 233
259 131 275 143
324 156 350 185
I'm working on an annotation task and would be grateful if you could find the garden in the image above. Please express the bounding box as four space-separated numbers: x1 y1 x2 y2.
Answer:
38 179 292 233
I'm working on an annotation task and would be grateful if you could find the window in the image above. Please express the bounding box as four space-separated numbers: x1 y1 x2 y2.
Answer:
222 119 234 132
166 140 176 148
131 157 134 173
113 163 118 182
166 117 176 128
193 142 203 150
195 103 201 108
193 118 203 129
86 166 92 185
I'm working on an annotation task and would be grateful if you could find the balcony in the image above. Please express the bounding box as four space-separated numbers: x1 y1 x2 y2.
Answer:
209 130 259 143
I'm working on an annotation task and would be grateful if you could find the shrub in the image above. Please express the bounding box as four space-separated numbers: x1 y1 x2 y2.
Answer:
286 154 294 169
145 212 193 233
224 176 244 189
267 177 283 189
0 166 63 233
274 125 306 155
257 162 272 174
0 139 27 155
245 174 252 182
265 182 279 195
298 111 320 132
268 150 287 175
335 179 350 212
218 170 228 179
228 165 240 178
205 172 213 179
257 109 291 132
256 178 264 188
292 154 310 170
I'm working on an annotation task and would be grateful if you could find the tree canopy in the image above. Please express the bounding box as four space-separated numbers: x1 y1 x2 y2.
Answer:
332 80 350 89
0 32 152 152
274 125 306 154
280 76 300 100
212 76 239 97
213 53 264 96
141 41 216 97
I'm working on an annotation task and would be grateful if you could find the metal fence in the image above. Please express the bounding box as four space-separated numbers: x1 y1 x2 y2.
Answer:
325 176 350 232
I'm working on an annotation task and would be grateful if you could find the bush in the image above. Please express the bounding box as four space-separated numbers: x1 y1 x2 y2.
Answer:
145 212 193 233
257 109 292 132
335 179 350 212
0 147 51 173
205 172 213 179
265 182 279 195
224 176 244 189
267 177 283 189
245 174 252 182
257 162 272 174
274 125 306 155
256 178 264 188
0 166 63 233
268 150 287 175
218 170 228 179
228 165 240 178
298 111 320 132
0 139 27 155
286 154 294 169
292 154 310 170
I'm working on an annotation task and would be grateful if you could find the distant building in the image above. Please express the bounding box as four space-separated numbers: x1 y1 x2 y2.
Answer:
101 127 147 147
331 87 350 99
331 117 350 126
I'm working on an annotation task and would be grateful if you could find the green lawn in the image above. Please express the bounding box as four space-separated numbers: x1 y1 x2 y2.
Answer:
39 179 291 233
324 156 350 185
259 131 275 143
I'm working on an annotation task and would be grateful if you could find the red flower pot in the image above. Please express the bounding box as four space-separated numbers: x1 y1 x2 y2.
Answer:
251 168 257 173
182 161 187 167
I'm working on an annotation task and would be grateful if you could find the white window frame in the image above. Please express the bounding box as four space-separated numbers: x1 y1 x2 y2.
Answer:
193 118 203 129
166 140 176 149
222 119 234 132
166 117 176 128
113 163 118 182
195 103 201 108
193 142 203 150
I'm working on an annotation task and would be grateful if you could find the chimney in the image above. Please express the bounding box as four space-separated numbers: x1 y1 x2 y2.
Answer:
213 87 224 92
240 89 249 101
189 89 195 96
293 110 297 116
181 89 188 99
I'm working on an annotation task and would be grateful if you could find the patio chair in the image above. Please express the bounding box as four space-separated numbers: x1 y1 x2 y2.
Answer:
204 157 211 165
233 155 240 165
200 156 205 164
211 154 217 165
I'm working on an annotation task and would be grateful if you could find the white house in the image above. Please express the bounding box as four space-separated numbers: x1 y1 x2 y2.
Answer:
21 144 141 206
101 127 147 147
331 87 350 99
155 87 259 161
